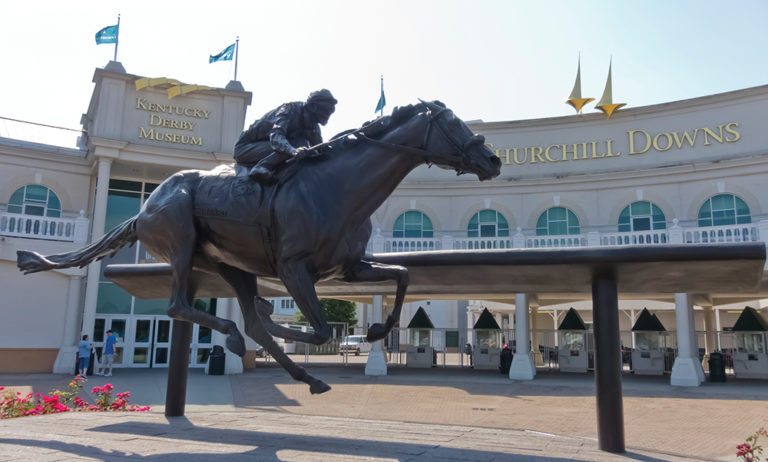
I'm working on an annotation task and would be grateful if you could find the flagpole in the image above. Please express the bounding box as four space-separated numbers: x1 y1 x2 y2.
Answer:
234 37 239 81
379 75 384 117
114 14 120 62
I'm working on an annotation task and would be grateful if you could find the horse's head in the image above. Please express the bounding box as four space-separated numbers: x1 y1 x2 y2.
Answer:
418 100 501 181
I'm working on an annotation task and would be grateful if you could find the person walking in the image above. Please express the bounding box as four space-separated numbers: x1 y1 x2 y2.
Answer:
78 334 92 379
98 330 116 376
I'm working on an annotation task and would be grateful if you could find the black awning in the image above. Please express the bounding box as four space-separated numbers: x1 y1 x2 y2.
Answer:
473 307 500 330
407 306 435 329
632 308 666 331
558 307 586 330
732 306 768 331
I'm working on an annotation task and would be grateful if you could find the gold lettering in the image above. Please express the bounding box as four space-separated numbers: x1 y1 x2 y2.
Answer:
628 130 651 154
202 110 210 119
138 127 153 139
136 98 148 110
725 122 741 142
653 133 673 151
591 142 606 158
605 139 620 157
560 144 576 161
529 146 545 163
544 145 560 162
671 129 699 149
512 148 527 165
702 126 724 145
149 114 162 126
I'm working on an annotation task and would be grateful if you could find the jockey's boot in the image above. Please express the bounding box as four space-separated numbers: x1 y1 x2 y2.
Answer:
247 165 277 184
247 151 288 184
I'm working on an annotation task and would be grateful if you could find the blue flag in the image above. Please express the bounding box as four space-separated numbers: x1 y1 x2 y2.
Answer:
95 24 118 45
209 44 235 63
375 86 386 113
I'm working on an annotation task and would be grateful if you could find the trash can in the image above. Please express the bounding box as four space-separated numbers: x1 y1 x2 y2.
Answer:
207 345 225 376
708 352 726 382
500 347 513 374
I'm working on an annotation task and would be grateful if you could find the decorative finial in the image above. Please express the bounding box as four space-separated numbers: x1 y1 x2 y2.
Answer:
565 54 594 114
595 58 626 119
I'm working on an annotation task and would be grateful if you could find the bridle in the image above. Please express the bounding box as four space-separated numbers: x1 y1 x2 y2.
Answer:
354 104 486 173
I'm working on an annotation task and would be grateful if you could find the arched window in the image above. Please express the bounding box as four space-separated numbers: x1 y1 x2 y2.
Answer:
618 201 666 232
468 209 509 237
7 185 61 217
698 194 751 227
393 211 433 238
536 207 580 236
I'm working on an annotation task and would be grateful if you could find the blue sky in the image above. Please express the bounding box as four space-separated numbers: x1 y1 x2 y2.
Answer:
2 1 768 146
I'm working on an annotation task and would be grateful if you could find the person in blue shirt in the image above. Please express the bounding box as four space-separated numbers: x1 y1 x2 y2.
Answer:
98 330 116 376
78 334 92 378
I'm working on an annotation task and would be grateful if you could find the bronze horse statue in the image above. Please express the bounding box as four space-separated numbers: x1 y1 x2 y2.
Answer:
17 100 501 393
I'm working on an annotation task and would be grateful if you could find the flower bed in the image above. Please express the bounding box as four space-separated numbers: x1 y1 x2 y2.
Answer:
0 375 149 419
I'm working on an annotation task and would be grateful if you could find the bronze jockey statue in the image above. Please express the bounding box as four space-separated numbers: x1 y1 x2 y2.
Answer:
234 89 337 183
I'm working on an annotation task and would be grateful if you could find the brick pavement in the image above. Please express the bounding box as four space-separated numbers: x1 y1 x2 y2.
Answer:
1 364 766 461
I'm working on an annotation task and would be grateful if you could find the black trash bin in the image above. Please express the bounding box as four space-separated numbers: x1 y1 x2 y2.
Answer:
500 347 513 374
708 352 726 382
208 345 226 376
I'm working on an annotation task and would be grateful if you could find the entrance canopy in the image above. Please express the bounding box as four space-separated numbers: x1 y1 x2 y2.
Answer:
104 243 766 304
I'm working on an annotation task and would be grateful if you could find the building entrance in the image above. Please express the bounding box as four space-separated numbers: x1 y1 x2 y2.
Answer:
93 315 213 369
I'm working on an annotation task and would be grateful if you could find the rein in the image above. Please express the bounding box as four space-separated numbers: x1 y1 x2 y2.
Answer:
354 106 477 170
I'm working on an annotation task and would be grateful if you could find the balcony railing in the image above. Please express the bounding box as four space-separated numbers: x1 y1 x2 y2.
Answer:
367 219 768 254
0 211 89 243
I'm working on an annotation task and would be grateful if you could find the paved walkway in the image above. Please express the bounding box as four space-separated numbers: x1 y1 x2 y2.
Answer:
1 364 766 461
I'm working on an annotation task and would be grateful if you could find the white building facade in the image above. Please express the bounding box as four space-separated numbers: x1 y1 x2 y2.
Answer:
1 62 767 378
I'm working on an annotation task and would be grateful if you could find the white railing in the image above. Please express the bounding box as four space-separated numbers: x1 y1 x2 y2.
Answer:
384 237 441 253
526 234 587 248
0 211 89 243
600 229 669 246
368 219 768 254
682 223 758 244
453 236 513 250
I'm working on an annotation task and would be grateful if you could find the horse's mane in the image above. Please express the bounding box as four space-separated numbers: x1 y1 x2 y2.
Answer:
324 100 446 153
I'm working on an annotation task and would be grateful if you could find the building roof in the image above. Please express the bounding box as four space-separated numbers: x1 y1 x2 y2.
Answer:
632 308 666 331
407 306 435 329
558 308 587 330
473 308 500 330
731 306 768 332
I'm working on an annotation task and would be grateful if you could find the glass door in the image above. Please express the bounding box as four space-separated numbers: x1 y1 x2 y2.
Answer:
93 317 127 368
153 317 172 368
128 317 154 367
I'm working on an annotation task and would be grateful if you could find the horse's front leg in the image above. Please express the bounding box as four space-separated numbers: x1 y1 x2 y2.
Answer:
217 263 330 394
343 260 409 342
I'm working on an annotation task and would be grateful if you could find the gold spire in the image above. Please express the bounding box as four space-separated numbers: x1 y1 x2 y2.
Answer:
565 56 594 114
595 59 626 118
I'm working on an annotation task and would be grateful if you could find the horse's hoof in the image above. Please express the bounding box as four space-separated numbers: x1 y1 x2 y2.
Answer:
226 333 246 357
310 380 331 394
366 323 386 342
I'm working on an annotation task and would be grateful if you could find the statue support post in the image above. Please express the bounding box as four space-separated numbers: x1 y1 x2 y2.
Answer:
591 270 625 453
165 319 193 417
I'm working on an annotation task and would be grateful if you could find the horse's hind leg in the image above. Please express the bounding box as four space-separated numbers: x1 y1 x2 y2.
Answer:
217 263 330 394
138 187 245 356
344 260 409 342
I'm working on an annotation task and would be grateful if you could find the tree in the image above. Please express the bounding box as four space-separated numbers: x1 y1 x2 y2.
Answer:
294 298 357 329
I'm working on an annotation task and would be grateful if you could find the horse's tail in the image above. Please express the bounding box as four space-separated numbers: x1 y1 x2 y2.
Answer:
17 216 138 274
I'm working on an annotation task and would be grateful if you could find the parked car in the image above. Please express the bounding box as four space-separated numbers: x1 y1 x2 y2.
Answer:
339 335 372 355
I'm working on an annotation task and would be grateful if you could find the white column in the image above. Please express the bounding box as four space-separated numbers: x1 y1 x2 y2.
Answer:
670 293 704 386
210 298 243 374
365 295 387 376
510 293 535 380
53 275 84 373
80 158 112 338
715 308 722 350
